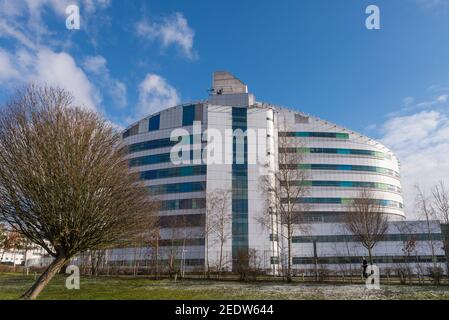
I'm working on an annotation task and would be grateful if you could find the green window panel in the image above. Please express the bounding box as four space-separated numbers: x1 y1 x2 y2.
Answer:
286 197 403 208
292 255 446 265
280 132 350 139
293 233 443 243
280 147 391 159
289 180 400 192
128 134 203 154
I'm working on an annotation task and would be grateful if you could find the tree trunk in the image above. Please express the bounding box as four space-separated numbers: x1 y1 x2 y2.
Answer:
287 224 292 283
21 255 68 300
368 247 374 266
218 241 224 280
446 252 449 280
155 240 159 280
443 240 449 280
204 237 210 279
90 251 96 276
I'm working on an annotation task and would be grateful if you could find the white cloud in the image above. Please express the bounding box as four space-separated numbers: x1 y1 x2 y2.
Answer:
82 55 108 75
380 109 449 219
0 49 20 82
402 96 415 106
82 55 127 108
0 0 111 48
32 49 100 110
83 0 110 14
391 92 449 117
0 46 100 111
137 74 180 117
136 12 197 60
0 0 130 133
437 94 448 103
0 0 114 112
0 20 37 50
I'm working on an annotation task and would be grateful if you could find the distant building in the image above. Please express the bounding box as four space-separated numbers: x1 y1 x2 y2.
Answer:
1 245 45 267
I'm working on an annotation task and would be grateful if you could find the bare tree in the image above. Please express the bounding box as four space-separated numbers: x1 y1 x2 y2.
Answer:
89 249 107 276
259 124 310 282
396 222 424 283
0 223 7 261
335 225 357 283
0 85 158 299
206 189 231 278
415 185 438 273
149 226 161 278
163 214 191 278
344 189 388 266
235 248 262 282
432 181 449 277
432 181 449 223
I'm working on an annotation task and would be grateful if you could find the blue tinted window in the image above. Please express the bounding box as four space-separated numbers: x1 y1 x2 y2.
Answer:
231 107 249 265
280 132 349 139
182 105 196 126
149 182 205 195
149 114 160 132
280 164 399 178
128 135 203 153
140 165 206 181
288 197 403 208
129 150 201 167
160 198 206 211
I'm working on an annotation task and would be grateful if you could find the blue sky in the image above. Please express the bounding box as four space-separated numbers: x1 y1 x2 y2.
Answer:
0 0 449 217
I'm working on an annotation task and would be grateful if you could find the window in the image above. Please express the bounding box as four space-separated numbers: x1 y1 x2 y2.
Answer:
182 105 196 126
279 132 349 139
284 164 399 178
160 198 206 211
148 182 205 195
289 180 401 192
231 107 249 265
149 114 160 132
140 165 206 181
292 255 447 265
127 135 203 154
122 123 139 139
295 114 309 123
156 239 205 246
128 137 180 153
286 197 403 208
280 147 390 159
129 150 202 167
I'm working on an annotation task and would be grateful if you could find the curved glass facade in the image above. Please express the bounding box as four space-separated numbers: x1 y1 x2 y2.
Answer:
120 73 405 273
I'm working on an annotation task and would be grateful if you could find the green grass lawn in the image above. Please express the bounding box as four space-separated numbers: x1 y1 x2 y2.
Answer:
1 272 449 300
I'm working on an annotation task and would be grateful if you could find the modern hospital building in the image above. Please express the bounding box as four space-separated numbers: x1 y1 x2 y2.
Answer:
114 71 448 275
